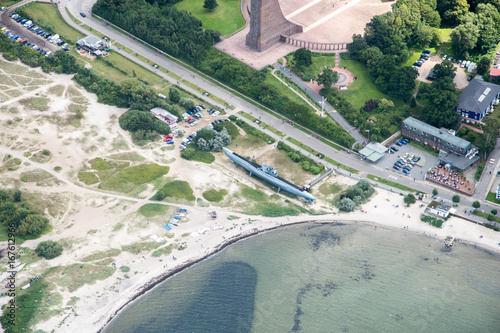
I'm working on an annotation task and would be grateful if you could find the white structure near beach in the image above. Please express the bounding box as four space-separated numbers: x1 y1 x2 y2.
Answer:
426 201 451 218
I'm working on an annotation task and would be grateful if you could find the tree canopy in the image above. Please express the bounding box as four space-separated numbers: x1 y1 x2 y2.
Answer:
203 0 218 9
317 68 339 89
35 241 63 260
294 48 312 68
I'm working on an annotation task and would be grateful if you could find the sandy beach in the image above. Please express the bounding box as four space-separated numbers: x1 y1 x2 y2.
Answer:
0 59 499 333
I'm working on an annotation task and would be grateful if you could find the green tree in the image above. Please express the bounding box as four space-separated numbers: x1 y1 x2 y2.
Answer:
388 66 418 102
18 214 49 236
432 188 438 196
294 48 313 68
450 19 479 58
472 200 481 208
180 98 196 110
317 68 339 89
169 87 180 103
477 56 492 75
452 194 460 203
35 240 63 260
404 193 416 206
487 214 495 221
491 209 497 215
13 190 21 203
479 117 500 156
338 198 356 212
203 0 218 10
438 0 470 24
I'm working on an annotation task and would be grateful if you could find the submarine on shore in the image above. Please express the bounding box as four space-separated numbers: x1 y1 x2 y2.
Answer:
223 147 315 202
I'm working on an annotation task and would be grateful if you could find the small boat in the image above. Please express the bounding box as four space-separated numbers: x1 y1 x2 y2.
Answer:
173 216 182 220
171 223 178 227
163 223 172 230
166 141 174 144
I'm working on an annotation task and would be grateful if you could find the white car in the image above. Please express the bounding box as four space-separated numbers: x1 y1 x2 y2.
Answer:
212 111 220 117
442 55 447 61
490 159 495 164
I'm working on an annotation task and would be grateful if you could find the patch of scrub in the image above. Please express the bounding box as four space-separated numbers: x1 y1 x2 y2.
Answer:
138 203 171 217
57 264 117 292
78 171 99 185
202 189 228 202
99 164 170 193
81 249 122 262
19 97 50 111
151 180 195 202
20 169 54 183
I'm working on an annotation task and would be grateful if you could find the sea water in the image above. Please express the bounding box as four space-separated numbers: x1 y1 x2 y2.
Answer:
105 223 500 333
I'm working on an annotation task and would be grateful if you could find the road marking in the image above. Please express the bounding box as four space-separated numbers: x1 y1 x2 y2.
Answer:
388 175 398 181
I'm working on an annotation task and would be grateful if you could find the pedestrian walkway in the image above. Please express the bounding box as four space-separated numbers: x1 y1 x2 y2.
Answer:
273 62 366 145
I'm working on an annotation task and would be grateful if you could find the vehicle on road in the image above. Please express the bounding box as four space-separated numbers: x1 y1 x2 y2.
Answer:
80 12 86 18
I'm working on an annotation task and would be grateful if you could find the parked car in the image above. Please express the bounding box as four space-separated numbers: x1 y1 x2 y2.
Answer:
80 12 86 17
467 75 473 82
442 55 447 61
423 50 431 54
393 165 401 171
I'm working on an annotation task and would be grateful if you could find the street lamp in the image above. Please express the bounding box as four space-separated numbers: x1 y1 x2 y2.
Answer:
320 96 327 117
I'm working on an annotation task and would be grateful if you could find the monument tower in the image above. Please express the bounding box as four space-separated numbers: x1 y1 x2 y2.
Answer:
245 0 302 52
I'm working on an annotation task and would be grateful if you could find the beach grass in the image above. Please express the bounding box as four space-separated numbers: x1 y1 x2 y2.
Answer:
58 264 117 292
138 203 170 217
121 241 166 254
202 189 228 202
89 157 114 170
420 214 444 228
241 187 267 202
174 0 244 36
99 164 169 193
244 202 302 217
81 249 122 262
151 180 196 202
78 171 99 185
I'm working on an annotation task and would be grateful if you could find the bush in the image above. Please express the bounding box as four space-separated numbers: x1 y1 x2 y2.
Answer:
120 266 130 272
487 214 495 221
35 241 63 260
452 195 460 203
491 209 497 216
472 201 481 209
432 188 438 196
202 189 228 202
475 162 485 181
338 198 356 212
404 193 416 206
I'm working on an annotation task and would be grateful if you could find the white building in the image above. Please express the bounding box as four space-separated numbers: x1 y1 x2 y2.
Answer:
426 201 451 218
150 107 178 129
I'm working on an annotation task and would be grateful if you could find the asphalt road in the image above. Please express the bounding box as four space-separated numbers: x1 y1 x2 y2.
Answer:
5 0 500 226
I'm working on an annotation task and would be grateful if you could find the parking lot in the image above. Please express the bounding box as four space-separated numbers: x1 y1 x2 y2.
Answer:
0 9 63 55
376 139 440 181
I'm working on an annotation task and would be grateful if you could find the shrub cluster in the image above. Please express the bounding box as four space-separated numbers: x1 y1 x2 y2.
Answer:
234 119 275 143
35 240 63 259
337 180 374 212
0 188 49 237
277 141 325 175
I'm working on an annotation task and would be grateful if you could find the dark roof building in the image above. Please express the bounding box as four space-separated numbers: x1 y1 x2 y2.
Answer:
456 77 500 122
402 117 479 171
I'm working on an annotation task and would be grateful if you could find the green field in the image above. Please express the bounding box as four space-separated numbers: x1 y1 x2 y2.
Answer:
174 0 244 36
0 0 22 7
265 73 313 109
21 2 85 43
339 55 402 110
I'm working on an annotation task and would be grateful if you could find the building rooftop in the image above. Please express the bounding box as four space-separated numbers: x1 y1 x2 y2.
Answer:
403 117 471 151
457 76 500 114
428 200 451 212
77 35 103 49
150 107 178 121
438 150 480 171
359 142 387 163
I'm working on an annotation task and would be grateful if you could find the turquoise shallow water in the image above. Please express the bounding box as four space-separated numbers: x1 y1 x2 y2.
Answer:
105 223 500 333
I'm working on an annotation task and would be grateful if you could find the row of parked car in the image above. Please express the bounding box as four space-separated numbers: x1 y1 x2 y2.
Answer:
179 119 230 150
395 138 409 146
412 50 430 71
9 12 68 51
393 153 419 174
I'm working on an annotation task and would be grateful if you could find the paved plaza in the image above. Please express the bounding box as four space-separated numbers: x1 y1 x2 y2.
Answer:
216 0 394 69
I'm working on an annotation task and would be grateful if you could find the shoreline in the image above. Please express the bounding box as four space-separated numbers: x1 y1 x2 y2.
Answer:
97 216 500 332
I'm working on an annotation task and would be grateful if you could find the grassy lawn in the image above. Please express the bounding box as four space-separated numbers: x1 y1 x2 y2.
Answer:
366 174 419 193
324 157 359 174
339 54 403 110
435 27 452 43
1 0 22 7
265 73 313 109
21 2 85 43
174 0 244 36
408 140 439 157
486 192 500 205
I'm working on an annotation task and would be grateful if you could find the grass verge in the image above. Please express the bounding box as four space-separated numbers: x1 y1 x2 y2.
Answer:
366 174 419 193
138 203 169 217
151 180 196 201
99 164 169 193
324 157 359 174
